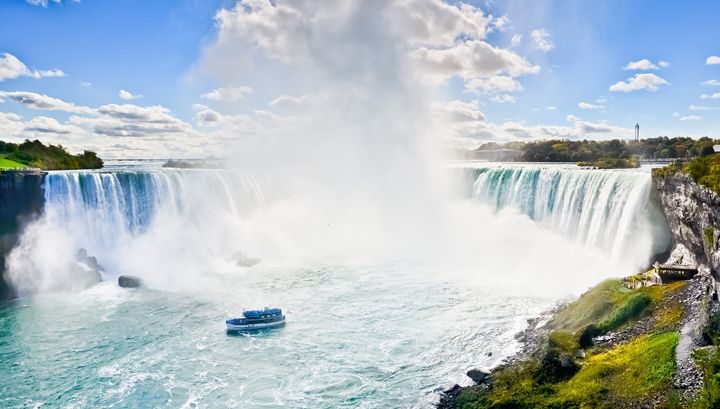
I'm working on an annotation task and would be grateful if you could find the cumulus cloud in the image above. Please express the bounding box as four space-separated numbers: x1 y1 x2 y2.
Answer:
195 108 224 127
118 89 141 100
208 0 539 99
578 102 605 110
702 79 720 86
511 34 522 47
0 52 64 82
706 56 720 65
387 0 493 47
412 39 540 83
659 61 670 68
23 116 84 135
546 106 557 111
0 91 94 114
680 115 702 122
465 75 522 94
623 59 659 70
609 73 669 92
70 104 191 137
490 94 515 103
530 29 554 52
201 85 254 102
700 93 720 100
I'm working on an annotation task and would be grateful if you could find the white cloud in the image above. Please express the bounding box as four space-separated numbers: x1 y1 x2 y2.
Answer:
672 112 681 117
689 105 719 111
118 89 141 100
530 29 554 52
700 93 720 100
490 94 515 103
680 115 702 122
269 94 319 112
706 56 720 65
623 59 659 70
27 0 60 7
545 106 556 111
195 108 224 127
0 91 94 114
23 116 84 135
388 0 493 47
0 52 65 82
201 86 254 102
80 81 92 87
69 104 192 137
659 61 670 68
578 102 605 110
412 39 540 84
465 75 522 94
702 79 720 86
609 73 669 92
510 34 522 47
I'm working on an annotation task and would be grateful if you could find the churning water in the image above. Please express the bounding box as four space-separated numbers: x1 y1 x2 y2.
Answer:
0 163 671 408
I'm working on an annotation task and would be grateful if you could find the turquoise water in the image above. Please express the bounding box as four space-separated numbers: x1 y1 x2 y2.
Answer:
0 265 548 408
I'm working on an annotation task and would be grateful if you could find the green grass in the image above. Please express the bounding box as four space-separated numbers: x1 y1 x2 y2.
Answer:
548 279 634 332
458 332 679 409
0 155 25 169
554 332 678 405
693 346 720 408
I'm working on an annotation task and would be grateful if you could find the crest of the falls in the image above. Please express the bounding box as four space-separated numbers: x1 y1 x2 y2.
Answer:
466 165 671 262
6 164 671 297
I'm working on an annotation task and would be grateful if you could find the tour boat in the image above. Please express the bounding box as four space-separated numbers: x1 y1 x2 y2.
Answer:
226 307 286 331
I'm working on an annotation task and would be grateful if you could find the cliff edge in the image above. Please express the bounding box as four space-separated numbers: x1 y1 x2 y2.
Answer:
0 170 45 301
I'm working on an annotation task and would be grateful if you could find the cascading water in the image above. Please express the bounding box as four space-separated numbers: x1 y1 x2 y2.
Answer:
466 165 671 263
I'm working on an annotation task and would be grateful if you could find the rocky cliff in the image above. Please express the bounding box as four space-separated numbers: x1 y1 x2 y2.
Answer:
653 171 720 284
0 170 45 300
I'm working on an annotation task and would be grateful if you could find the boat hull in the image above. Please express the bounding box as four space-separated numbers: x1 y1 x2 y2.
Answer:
226 317 286 331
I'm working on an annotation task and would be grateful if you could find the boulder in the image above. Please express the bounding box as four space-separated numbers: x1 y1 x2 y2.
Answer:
467 369 491 385
118 275 143 288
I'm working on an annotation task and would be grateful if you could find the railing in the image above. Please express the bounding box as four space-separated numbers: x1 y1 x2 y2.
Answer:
0 166 43 172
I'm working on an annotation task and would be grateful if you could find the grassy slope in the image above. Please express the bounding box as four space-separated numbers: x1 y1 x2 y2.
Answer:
458 279 687 409
0 156 25 169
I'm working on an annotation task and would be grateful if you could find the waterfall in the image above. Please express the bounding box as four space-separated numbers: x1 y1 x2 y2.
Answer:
466 165 671 261
42 170 269 245
6 165 672 296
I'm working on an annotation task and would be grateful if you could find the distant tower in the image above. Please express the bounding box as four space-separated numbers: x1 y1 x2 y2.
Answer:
635 123 640 142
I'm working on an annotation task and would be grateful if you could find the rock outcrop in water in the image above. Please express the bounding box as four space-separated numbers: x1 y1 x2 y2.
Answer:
118 275 143 288
0 170 45 301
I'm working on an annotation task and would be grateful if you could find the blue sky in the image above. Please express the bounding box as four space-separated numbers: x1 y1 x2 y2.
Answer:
0 0 719 157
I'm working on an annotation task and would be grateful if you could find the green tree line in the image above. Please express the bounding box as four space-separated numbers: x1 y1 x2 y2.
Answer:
477 136 718 163
0 139 103 170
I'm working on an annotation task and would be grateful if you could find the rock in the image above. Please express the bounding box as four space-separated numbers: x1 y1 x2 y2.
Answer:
233 252 261 267
67 261 102 291
443 383 460 394
467 369 491 385
485 351 492 357
575 349 586 359
118 275 143 288
654 172 720 277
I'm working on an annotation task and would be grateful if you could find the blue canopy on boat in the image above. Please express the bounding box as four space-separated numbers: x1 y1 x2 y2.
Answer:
243 308 282 319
